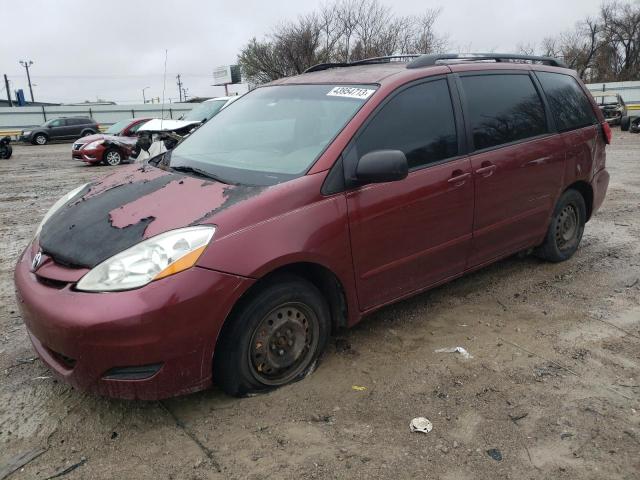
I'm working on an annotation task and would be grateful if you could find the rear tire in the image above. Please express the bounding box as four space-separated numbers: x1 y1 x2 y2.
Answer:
33 133 48 145
103 148 122 166
621 116 631 131
213 275 330 397
535 189 586 262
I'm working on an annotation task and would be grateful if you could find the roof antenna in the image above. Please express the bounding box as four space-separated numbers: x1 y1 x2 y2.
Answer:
160 49 168 130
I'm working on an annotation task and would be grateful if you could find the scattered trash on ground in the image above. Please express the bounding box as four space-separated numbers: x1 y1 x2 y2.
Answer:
351 385 367 391
509 412 529 424
0 447 47 480
435 346 473 359
486 448 503 461
409 417 433 434
44 457 87 480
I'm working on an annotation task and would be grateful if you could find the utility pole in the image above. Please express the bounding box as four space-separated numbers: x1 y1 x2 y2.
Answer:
19 60 34 102
176 74 183 102
182 87 189 101
142 86 150 104
3 74 13 107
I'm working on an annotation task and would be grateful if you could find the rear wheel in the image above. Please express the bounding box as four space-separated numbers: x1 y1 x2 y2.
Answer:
103 148 122 166
33 133 48 145
535 189 586 262
214 275 330 397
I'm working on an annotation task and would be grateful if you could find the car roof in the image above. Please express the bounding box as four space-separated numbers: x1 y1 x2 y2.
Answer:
268 53 572 87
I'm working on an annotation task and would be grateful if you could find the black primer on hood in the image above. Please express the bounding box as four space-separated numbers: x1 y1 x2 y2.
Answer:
39 175 176 269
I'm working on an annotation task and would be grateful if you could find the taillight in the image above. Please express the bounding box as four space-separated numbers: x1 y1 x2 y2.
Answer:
602 122 612 145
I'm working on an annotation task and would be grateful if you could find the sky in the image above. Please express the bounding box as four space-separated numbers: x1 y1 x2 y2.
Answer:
1 0 604 104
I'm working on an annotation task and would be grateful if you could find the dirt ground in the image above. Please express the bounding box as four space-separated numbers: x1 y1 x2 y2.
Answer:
0 133 639 480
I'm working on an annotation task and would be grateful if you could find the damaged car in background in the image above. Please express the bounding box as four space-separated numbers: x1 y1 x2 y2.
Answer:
72 117 150 166
593 91 627 125
88 96 242 166
15 53 610 401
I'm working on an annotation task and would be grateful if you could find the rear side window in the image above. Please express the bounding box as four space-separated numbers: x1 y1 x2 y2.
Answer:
536 72 597 132
355 79 458 169
460 74 547 151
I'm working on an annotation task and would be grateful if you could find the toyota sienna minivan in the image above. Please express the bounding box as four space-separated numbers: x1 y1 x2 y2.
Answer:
15 53 610 399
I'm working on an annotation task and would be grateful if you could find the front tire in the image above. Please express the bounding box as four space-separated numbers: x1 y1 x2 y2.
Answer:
621 116 631 132
214 275 330 397
103 148 122 166
0 145 11 159
33 134 48 145
535 189 586 262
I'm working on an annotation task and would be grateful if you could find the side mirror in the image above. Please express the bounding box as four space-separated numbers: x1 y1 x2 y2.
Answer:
355 150 408 184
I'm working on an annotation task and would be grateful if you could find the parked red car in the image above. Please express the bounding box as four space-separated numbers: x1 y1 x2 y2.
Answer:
15 54 610 400
72 118 150 166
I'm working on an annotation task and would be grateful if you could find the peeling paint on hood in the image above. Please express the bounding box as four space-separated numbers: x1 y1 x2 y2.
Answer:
38 164 264 269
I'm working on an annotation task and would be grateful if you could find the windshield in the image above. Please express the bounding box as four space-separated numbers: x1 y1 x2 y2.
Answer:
169 84 377 185
183 100 227 122
105 119 133 135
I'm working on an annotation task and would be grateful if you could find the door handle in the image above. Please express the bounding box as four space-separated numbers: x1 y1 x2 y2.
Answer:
447 172 471 184
475 164 497 176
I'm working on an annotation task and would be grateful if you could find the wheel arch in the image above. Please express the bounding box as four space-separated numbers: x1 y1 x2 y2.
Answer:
214 261 350 360
565 180 594 221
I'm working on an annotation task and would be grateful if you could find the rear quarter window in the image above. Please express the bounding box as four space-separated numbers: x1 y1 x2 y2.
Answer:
536 72 597 132
460 74 547 151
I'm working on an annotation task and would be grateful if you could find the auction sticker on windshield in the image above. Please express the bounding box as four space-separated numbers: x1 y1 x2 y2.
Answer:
327 86 376 99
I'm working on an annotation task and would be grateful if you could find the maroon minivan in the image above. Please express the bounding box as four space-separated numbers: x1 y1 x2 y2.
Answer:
15 54 610 399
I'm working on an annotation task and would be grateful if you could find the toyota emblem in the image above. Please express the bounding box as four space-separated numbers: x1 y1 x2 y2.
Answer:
32 251 43 271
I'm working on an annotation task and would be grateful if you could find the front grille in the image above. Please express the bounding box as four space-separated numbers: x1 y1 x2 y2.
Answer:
35 275 68 289
102 363 163 381
46 347 77 369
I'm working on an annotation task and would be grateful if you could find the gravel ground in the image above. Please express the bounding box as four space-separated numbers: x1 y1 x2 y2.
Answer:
1 133 639 480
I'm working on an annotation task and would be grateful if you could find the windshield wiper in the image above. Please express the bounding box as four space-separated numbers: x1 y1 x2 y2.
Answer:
170 165 230 184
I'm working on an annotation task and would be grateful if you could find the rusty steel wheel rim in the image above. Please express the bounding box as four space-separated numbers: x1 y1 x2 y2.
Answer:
248 302 318 386
556 204 578 249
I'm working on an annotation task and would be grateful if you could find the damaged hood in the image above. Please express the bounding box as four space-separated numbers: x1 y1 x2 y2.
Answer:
38 164 262 269
76 134 137 147
137 119 201 132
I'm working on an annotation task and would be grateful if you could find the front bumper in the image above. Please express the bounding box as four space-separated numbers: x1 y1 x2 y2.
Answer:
72 146 103 163
19 134 33 143
14 245 253 400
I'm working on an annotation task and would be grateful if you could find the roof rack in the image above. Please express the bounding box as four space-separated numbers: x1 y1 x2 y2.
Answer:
407 53 568 69
304 54 422 73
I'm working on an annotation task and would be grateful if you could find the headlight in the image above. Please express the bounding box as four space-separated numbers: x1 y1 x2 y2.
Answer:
76 226 215 292
83 139 104 150
23 130 32 136
34 184 89 238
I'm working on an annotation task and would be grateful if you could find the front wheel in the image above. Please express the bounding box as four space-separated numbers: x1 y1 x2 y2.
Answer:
103 148 122 166
213 275 330 397
33 134 47 145
535 189 586 262
621 116 631 132
0 145 11 159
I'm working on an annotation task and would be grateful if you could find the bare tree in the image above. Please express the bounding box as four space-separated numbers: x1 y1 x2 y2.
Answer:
238 0 447 84
534 0 639 82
